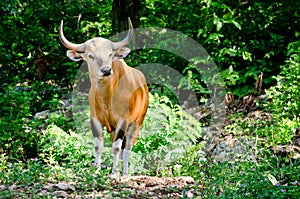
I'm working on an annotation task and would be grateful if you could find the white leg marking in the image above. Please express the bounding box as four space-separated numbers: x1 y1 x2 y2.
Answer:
94 137 104 165
122 149 131 176
112 138 122 176
91 117 103 166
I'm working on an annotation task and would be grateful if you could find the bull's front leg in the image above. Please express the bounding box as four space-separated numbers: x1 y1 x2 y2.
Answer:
111 119 128 177
112 138 122 177
91 118 104 166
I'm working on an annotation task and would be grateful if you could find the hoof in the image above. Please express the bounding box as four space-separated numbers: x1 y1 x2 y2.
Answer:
110 172 120 180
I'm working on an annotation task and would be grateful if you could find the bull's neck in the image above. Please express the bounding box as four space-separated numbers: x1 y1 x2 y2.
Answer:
89 59 129 97
89 77 114 113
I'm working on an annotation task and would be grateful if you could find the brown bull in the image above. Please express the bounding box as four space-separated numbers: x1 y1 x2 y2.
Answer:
59 19 148 176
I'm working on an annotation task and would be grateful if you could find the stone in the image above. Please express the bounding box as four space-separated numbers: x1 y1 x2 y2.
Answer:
54 183 75 191
53 190 68 198
211 136 256 162
0 185 6 191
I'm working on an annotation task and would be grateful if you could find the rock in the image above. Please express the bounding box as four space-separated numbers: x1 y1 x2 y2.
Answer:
34 110 50 119
8 184 17 191
33 95 73 120
178 176 195 184
185 189 194 198
43 184 55 191
54 183 75 191
148 191 155 196
0 185 5 190
211 136 256 162
52 190 68 198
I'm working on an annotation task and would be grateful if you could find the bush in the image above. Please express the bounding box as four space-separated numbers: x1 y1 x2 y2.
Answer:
0 82 74 161
131 93 203 174
0 85 41 160
258 41 300 146
266 41 300 118
38 124 93 167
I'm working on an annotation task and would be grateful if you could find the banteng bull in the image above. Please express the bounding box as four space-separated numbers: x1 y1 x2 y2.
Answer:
59 19 148 176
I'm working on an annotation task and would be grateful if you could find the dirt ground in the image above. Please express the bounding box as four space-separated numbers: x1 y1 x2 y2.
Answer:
1 175 199 198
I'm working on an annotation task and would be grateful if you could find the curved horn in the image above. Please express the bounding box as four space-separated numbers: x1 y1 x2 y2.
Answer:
59 20 86 52
112 18 133 50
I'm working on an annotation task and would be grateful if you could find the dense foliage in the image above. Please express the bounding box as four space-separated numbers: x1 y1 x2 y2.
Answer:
142 0 299 96
0 0 299 198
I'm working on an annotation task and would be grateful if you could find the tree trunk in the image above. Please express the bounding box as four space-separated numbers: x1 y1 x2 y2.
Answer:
112 0 141 34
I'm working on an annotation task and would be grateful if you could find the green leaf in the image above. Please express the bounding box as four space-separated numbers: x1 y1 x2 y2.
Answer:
232 20 241 30
217 21 223 31
267 174 278 186
242 51 252 61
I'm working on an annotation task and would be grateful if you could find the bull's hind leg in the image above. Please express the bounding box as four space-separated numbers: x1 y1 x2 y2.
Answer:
122 123 139 176
91 118 104 166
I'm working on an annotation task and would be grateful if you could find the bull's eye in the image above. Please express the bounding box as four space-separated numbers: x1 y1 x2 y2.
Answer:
88 54 94 60
109 53 113 58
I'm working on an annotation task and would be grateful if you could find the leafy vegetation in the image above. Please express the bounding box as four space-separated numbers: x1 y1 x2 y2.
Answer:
142 0 300 96
1 0 299 198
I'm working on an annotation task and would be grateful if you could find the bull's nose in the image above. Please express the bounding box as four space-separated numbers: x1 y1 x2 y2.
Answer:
100 66 112 76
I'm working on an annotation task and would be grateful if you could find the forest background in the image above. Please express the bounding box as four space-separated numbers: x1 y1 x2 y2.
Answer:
0 0 299 198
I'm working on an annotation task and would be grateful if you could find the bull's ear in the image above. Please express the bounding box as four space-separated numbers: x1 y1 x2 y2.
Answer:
67 50 83 62
115 47 131 59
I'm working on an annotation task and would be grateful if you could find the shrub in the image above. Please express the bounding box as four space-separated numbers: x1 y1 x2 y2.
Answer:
258 41 300 146
0 86 41 160
38 124 92 167
131 93 203 174
0 82 73 161
266 41 300 118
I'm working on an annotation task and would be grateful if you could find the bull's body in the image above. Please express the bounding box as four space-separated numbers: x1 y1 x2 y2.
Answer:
59 19 148 176
91 59 148 135
90 59 148 176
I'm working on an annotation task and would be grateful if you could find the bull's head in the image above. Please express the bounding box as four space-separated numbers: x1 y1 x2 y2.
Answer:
59 18 133 79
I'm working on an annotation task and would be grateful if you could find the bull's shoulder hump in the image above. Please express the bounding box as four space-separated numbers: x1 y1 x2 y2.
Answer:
113 59 146 80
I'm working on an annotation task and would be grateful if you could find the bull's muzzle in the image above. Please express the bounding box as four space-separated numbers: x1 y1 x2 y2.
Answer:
100 66 112 77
